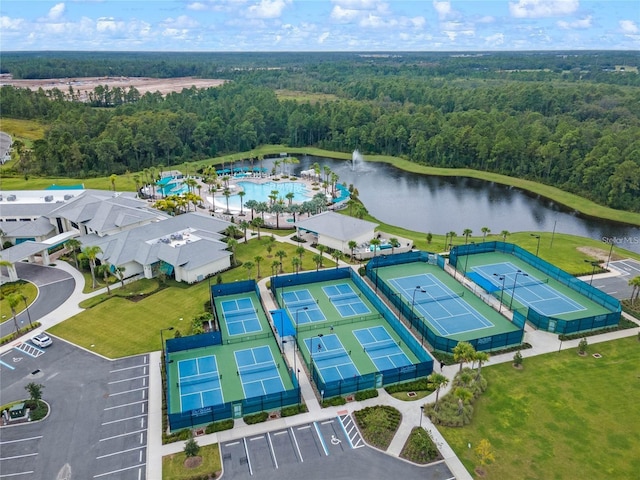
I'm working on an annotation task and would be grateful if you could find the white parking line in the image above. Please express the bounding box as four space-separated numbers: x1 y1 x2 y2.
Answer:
104 400 146 411
110 365 148 373
290 427 303 462
225 441 240 446
96 446 145 459
109 387 148 396
108 375 149 384
99 429 146 442
0 436 42 445
242 437 253 476
101 414 146 426
267 432 278 469
93 463 146 478
0 453 38 460
0 470 35 477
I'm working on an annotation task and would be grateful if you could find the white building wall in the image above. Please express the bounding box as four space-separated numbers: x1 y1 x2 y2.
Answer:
175 257 231 284
318 230 374 254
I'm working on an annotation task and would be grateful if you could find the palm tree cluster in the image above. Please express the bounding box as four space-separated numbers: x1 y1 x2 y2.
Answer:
629 276 640 304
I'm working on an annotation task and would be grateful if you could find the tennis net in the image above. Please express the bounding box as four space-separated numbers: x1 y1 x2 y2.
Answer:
329 292 359 302
512 277 549 288
415 291 464 305
239 362 276 376
286 299 317 309
181 374 218 388
365 339 398 352
224 308 256 319
313 349 347 363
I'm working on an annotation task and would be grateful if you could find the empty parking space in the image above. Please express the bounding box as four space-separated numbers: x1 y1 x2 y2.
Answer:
0 435 42 478
93 355 149 479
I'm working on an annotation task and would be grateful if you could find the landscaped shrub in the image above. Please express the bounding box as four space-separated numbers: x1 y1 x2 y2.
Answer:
400 427 441 464
163 428 192 444
385 378 432 394
243 411 269 424
354 405 402 450
354 389 378 401
281 404 308 417
204 419 234 434
0 322 41 346
424 368 484 427
321 396 347 407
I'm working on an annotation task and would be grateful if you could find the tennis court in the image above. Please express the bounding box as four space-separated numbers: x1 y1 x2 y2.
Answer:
221 297 262 335
282 289 326 324
390 273 494 336
234 345 286 398
177 355 223 412
322 283 371 317
473 262 586 316
304 334 360 383
353 326 412 371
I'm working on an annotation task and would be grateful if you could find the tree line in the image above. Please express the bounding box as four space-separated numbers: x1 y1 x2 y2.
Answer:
1 53 639 212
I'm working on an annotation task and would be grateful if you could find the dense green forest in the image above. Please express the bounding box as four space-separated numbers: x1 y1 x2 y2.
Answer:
1 51 639 212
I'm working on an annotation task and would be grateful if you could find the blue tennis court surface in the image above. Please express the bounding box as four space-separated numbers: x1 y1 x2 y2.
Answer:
178 355 223 411
283 289 326 324
234 346 285 398
473 262 586 316
322 283 371 317
390 274 493 336
305 334 359 383
221 298 262 335
354 326 412 371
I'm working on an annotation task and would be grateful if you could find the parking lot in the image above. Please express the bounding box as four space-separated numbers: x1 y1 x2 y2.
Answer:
592 259 640 300
221 414 453 480
0 338 149 479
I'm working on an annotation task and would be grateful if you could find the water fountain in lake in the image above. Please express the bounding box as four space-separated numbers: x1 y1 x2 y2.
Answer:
352 150 364 171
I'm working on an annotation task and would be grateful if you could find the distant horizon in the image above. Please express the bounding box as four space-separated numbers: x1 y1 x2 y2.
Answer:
1 1 638 52
2 49 639 54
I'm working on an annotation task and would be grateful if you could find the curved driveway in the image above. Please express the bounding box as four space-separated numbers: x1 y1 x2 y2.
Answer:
0 263 75 338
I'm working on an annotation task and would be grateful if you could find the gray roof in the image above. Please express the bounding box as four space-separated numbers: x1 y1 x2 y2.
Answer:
295 211 378 242
0 217 56 237
0 202 61 218
0 241 48 263
78 212 232 269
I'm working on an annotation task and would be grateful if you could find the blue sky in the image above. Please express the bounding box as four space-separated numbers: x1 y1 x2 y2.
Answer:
1 1 638 51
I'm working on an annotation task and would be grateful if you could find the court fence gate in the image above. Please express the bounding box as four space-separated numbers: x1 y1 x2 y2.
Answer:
449 242 622 335
366 251 525 354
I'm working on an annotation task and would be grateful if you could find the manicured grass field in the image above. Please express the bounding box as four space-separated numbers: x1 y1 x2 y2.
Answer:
438 337 640 479
0 281 38 319
162 443 221 480
0 118 45 147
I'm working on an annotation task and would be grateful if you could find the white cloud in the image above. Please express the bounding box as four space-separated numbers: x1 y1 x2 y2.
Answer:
433 1 452 19
509 0 579 19
331 0 380 8
246 0 291 19
557 15 591 29
187 2 208 11
478 16 495 24
485 32 505 46
96 17 121 33
318 31 330 43
0 16 24 30
48 3 66 21
619 20 638 34
161 15 199 29
331 5 361 22
411 16 426 28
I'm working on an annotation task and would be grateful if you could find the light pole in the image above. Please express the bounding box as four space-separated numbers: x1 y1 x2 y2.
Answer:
530 234 541 257
21 295 33 328
605 239 614 269
294 306 307 403
410 286 426 330
493 274 506 312
463 242 475 276
584 260 600 286
160 326 174 362
509 270 528 310
420 405 424 428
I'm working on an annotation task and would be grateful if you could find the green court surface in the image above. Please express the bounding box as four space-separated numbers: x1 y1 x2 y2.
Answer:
460 252 612 320
374 262 520 342
280 278 421 376
214 292 271 339
166 336 292 415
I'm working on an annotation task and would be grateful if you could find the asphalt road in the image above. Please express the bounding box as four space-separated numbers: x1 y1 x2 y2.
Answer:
0 340 149 480
591 259 640 300
0 263 75 338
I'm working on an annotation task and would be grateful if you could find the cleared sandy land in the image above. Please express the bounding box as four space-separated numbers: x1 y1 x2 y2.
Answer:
0 75 226 100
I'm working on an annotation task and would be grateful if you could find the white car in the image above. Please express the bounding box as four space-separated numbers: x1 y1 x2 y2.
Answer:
31 333 52 348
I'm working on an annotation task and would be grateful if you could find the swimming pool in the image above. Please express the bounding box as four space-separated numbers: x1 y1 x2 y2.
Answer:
214 181 313 211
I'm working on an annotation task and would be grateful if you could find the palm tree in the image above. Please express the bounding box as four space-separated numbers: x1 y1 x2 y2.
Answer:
256 201 269 221
223 188 231 214
317 244 326 260
295 246 306 263
238 190 246 216
389 237 400 254
19 293 33 328
65 238 81 269
271 260 280 276
225 225 240 240
629 276 640 305
448 231 457 250
251 217 264 239
275 250 287 273
238 220 250 242
331 250 343 268
312 254 323 271
453 341 476 372
254 255 264 278
114 265 126 288
243 261 255 280
291 256 301 273
348 240 357 263
370 238 381 259
428 373 449 411
7 293 22 333
271 201 285 229
227 238 238 266
501 230 510 242
481 226 491 242
285 191 295 207
454 387 473 415
444 232 449 250
79 245 103 289
474 351 490 379
463 228 473 244
288 204 301 222
96 263 111 295
244 199 258 219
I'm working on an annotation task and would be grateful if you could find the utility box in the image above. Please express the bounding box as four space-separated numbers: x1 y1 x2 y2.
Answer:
9 403 25 419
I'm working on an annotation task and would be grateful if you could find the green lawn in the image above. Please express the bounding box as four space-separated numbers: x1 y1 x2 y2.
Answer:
162 443 221 480
0 281 38 320
438 337 640 479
